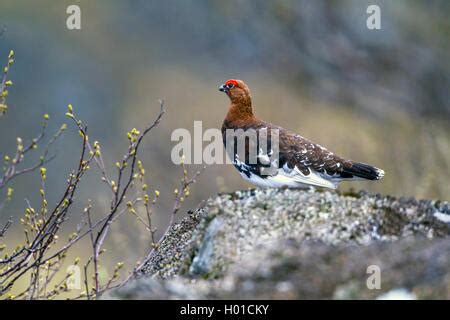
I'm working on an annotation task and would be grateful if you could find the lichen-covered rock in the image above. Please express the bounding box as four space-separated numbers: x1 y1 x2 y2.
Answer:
109 237 450 299
140 208 208 278
140 188 449 279
217 237 450 299
108 237 450 299
108 188 450 299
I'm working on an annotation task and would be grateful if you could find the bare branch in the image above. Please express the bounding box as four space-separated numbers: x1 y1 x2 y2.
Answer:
0 217 12 237
0 99 205 300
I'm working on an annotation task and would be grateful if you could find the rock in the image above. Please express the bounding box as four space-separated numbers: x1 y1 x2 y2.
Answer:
213 237 450 299
141 188 449 278
107 188 450 299
109 237 450 299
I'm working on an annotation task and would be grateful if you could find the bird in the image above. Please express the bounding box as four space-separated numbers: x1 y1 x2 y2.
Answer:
219 79 385 189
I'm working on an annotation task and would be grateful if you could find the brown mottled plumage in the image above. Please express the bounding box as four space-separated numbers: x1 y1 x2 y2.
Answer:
219 79 384 189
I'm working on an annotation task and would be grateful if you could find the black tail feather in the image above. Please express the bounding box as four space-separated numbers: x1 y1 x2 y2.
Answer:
343 162 385 180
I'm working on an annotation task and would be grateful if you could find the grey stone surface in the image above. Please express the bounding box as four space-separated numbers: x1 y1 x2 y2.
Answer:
107 188 450 299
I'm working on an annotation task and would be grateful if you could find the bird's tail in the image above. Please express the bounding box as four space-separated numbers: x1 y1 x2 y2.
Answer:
343 162 385 181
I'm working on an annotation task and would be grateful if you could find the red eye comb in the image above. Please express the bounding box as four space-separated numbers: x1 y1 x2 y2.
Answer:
225 79 239 87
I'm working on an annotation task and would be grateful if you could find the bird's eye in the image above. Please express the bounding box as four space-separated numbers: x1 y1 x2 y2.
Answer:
227 83 235 89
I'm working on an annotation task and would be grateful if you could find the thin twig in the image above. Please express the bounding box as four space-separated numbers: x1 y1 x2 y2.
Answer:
0 217 12 237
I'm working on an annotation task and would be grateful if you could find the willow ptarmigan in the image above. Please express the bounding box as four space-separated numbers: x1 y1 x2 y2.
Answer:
219 79 384 189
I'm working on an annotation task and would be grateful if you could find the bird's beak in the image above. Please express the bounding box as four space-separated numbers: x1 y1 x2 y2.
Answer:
219 84 227 92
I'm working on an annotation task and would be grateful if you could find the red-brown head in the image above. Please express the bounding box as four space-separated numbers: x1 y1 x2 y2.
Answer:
219 79 255 121
219 79 252 106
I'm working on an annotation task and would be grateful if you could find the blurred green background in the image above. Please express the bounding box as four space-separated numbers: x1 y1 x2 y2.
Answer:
0 0 449 281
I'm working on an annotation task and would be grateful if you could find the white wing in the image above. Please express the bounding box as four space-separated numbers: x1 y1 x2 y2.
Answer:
277 164 339 189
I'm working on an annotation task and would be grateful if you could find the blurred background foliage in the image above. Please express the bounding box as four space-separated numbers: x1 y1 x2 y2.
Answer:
0 0 449 287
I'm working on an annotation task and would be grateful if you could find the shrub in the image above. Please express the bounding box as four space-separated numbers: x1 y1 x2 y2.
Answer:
0 51 203 299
